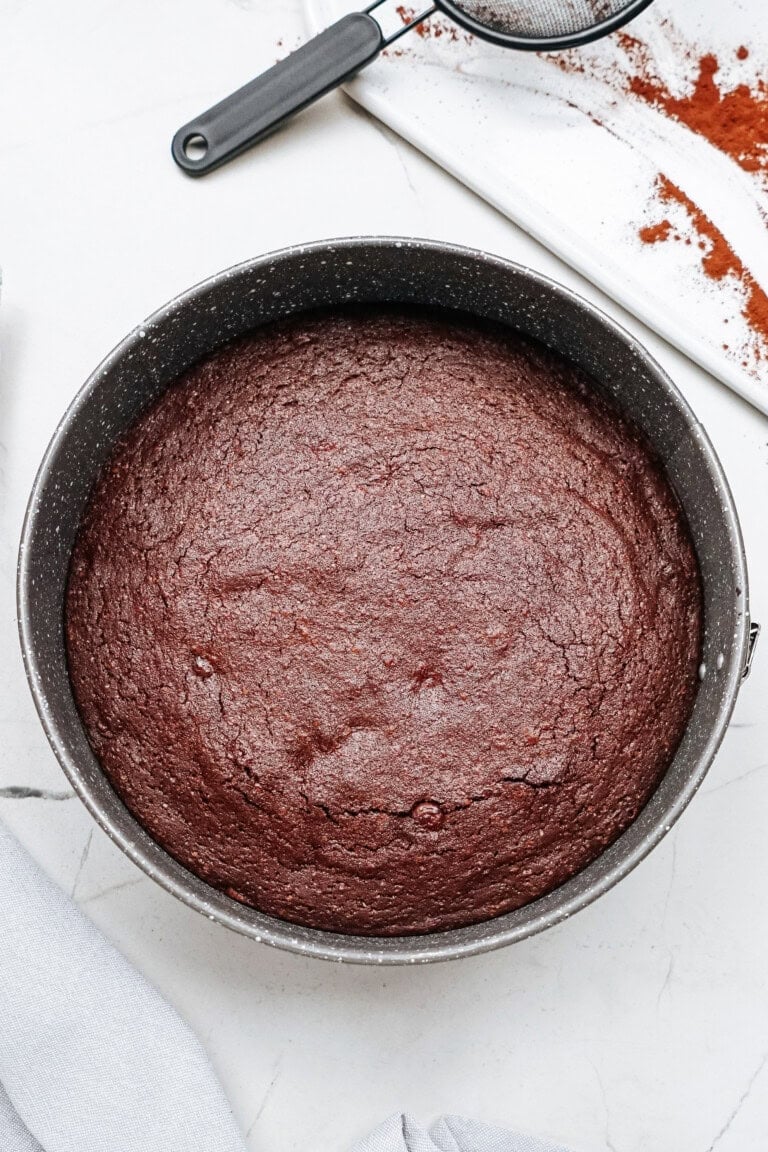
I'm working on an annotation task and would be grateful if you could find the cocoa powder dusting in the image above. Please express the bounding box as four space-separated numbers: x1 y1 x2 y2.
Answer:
396 5 463 41
638 219 672 245
641 175 768 357
628 50 768 181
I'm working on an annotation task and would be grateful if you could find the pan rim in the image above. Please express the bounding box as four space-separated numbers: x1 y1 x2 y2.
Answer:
17 235 751 964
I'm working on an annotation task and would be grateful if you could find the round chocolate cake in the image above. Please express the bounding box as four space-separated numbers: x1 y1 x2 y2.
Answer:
66 309 701 936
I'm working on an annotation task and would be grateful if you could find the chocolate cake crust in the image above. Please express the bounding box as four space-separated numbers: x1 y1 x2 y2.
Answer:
66 309 702 935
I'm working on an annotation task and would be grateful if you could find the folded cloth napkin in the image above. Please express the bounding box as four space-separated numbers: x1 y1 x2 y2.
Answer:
356 1115 572 1151
0 821 572 1152
0 821 246 1152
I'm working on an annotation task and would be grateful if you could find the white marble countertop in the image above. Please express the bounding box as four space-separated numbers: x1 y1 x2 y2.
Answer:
1 2 767 1150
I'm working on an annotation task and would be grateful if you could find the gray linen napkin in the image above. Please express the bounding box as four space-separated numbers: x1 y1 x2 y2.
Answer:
356 1115 572 1151
0 821 573 1152
0 821 246 1152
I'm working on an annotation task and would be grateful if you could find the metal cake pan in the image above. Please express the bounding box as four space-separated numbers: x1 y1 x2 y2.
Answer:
17 238 755 964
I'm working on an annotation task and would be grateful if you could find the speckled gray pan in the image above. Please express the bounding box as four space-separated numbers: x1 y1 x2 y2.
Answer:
17 238 756 964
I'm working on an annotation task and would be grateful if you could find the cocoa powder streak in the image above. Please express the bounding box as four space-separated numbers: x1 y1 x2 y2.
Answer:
641 175 768 356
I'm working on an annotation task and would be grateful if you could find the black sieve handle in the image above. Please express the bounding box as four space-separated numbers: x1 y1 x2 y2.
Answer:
172 13 384 176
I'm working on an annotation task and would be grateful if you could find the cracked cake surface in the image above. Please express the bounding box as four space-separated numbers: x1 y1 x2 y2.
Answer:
65 308 702 935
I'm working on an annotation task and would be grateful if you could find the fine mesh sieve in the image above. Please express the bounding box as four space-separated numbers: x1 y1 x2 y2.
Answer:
441 0 647 41
173 0 654 175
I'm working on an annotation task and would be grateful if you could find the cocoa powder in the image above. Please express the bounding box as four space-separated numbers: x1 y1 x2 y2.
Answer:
642 174 768 358
626 44 768 182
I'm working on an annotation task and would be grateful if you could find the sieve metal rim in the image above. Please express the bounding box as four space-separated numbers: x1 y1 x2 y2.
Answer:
436 0 656 51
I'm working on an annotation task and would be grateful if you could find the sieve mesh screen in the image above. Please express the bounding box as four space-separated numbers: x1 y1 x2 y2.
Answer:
449 0 638 39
